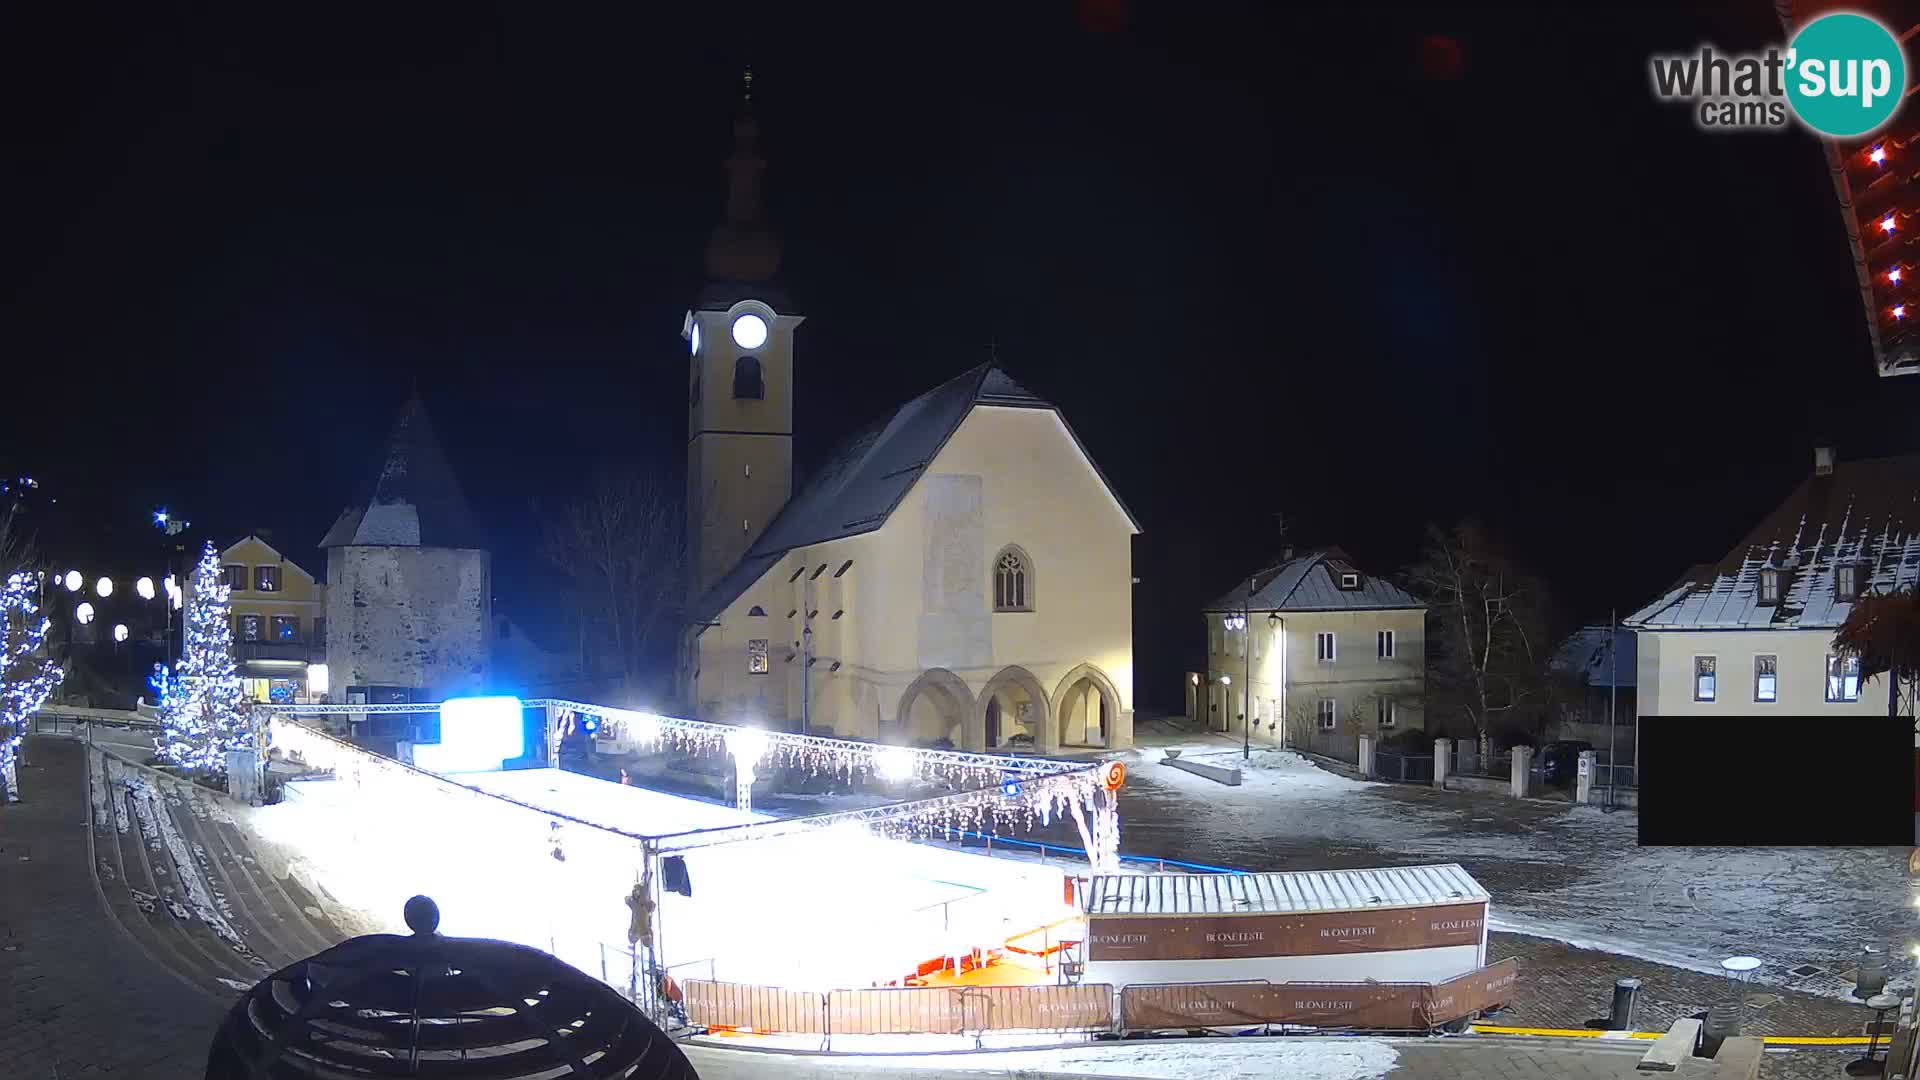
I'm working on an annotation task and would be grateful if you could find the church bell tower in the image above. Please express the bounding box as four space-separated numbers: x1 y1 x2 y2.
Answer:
686 68 801 601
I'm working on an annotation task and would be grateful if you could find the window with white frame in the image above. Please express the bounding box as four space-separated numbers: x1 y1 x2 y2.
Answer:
1316 631 1336 663
1837 564 1858 599
1754 655 1777 702
1317 698 1338 730
1826 653 1861 702
1377 629 1395 660
1759 569 1780 605
1376 696 1396 728
1693 656 1716 702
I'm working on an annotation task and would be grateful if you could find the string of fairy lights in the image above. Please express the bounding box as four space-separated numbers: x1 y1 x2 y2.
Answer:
261 697 1126 870
1845 126 1920 374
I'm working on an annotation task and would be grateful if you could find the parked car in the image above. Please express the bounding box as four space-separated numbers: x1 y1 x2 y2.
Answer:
1540 740 1593 787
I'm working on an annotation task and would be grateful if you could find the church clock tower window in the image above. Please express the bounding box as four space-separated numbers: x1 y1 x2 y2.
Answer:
733 355 764 399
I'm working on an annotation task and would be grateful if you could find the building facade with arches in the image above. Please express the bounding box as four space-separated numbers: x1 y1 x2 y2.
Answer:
675 75 1138 752
682 363 1140 753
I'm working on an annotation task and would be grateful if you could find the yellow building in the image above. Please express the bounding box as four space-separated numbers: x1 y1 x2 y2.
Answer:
209 534 328 704
678 82 1139 752
1193 549 1426 747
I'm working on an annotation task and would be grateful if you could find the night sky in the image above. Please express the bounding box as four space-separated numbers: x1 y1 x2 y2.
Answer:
4 1 1917 711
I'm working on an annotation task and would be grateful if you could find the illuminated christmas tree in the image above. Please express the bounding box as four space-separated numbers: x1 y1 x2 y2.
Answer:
159 542 256 771
1 570 64 800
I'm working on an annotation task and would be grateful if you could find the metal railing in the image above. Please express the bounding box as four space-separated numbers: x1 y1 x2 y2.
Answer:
1593 762 1636 789
1288 726 1360 766
1373 750 1434 785
1451 744 1511 780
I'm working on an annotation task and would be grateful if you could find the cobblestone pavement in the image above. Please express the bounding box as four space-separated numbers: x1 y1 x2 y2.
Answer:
1488 934 1885 1038
0 738 226 1078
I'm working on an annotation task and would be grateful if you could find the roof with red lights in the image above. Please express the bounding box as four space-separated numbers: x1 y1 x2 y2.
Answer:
1777 0 1920 375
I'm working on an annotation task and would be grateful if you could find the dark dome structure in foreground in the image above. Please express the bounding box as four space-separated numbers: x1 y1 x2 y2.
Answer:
206 896 696 1079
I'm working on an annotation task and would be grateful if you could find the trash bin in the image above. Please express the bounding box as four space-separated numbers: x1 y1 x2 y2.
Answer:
1860 946 1889 999
1610 978 1643 1031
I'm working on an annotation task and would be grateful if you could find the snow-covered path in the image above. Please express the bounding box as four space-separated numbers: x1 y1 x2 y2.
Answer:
1100 742 1913 1000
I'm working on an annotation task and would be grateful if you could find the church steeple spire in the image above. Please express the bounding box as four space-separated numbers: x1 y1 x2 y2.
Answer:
704 64 781 283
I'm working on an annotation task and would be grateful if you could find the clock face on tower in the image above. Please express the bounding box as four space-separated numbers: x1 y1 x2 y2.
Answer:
689 321 702 357
731 313 768 350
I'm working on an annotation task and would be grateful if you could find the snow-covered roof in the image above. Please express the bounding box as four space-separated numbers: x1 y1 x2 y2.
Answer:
1080 863 1486 917
1550 626 1635 689
1626 454 1920 631
455 766 770 837
1203 548 1423 614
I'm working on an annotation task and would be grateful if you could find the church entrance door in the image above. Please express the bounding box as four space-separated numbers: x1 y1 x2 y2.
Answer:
985 698 1001 748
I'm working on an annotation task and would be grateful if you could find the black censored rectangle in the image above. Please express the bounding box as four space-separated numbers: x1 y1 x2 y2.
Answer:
1637 716 1913 847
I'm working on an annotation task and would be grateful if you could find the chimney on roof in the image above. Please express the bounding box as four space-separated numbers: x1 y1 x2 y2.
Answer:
1280 546 1294 561
1814 446 1835 476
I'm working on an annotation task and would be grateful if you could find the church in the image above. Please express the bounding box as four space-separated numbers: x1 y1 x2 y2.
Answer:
679 78 1139 753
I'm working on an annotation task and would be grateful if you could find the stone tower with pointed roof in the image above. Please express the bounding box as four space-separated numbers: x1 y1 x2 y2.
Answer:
683 69 804 604
320 394 492 702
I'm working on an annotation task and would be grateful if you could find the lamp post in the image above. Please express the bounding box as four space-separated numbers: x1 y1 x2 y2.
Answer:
1244 575 1254 762
1607 609 1618 813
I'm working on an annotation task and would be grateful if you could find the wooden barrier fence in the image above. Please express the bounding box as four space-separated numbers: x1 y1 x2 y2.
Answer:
1121 958 1520 1031
684 981 1113 1035
682 958 1518 1037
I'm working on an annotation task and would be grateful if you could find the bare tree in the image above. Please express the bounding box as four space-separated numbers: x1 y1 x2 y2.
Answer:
1402 520 1555 753
539 463 688 700
1833 586 1920 726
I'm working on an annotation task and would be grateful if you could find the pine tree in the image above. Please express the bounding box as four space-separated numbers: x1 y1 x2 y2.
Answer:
1 570 64 800
160 543 256 771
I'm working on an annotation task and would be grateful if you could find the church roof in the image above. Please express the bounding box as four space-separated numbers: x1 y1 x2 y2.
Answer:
690 363 1138 627
320 394 487 551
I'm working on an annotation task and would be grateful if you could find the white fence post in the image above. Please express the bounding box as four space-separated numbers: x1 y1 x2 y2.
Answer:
1511 746 1533 799
1432 738 1450 791
1576 750 1596 804
1357 734 1375 780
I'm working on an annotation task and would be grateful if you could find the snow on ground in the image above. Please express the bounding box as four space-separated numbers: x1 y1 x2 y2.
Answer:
1112 741 1917 1000
690 1036 1400 1080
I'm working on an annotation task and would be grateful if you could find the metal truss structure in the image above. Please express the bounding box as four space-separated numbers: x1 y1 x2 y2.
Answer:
530 697 1085 779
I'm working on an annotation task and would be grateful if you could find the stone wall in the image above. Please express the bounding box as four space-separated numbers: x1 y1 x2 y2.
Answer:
325 546 491 699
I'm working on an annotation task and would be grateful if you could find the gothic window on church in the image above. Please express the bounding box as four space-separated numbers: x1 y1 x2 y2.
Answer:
733 355 764 399
993 546 1033 612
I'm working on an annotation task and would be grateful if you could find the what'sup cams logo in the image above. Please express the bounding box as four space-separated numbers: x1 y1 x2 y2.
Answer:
1651 11 1907 136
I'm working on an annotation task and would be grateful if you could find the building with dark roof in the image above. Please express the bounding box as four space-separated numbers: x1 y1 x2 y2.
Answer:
677 78 1140 752
1189 548 1427 750
1625 447 1917 716
319 393 492 704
